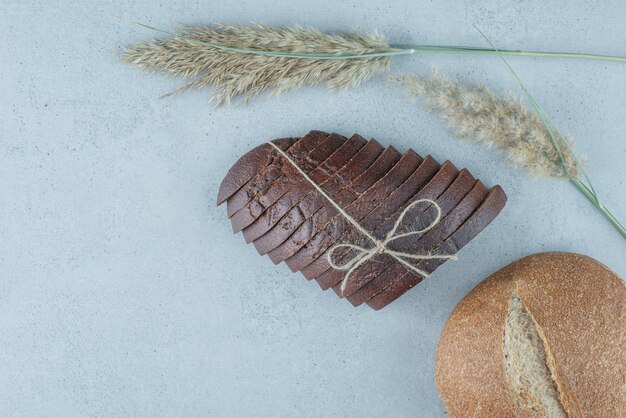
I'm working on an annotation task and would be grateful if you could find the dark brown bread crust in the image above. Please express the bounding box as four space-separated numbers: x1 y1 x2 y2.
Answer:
269 146 402 265
333 169 477 299
300 155 440 281
241 135 368 243
435 252 625 417
226 131 328 217
252 139 385 256
346 180 488 306
367 185 507 310
230 133 346 233
280 148 420 270
217 137 297 205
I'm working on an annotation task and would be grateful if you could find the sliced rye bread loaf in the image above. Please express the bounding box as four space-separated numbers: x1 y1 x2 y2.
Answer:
366 185 507 310
242 135 368 243
218 132 507 309
252 139 385 256
331 168 477 298
315 161 459 290
265 146 402 263
346 179 488 306
226 131 328 217
230 133 347 233
280 148 421 269
300 155 440 280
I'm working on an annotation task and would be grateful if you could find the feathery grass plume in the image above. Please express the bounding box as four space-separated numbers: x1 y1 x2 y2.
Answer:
121 23 392 105
394 67 625 239
392 69 579 179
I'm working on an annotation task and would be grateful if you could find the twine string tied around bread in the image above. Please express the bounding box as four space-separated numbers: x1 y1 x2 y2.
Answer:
267 141 457 295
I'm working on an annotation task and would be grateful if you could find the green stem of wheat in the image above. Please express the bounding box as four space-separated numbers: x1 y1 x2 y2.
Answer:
571 179 626 239
472 25 626 240
394 45 626 63
134 22 626 63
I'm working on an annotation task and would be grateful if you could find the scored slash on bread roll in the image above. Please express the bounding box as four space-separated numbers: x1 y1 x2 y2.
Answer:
435 252 626 417
504 292 567 417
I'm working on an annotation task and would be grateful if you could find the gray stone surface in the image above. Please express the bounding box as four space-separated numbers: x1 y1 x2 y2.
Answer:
1 1 624 416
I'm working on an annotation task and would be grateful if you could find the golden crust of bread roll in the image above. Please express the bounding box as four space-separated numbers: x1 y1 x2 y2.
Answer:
436 252 625 417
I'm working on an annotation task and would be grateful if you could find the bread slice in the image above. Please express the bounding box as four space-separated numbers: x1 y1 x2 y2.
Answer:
252 139 385 255
435 252 625 417
367 185 506 310
217 137 297 205
315 161 459 290
281 148 421 270
330 168 476 297
346 180 488 306
226 131 328 216
229 133 346 232
299 155 440 281
241 134 368 243
267 146 402 264
305 152 438 277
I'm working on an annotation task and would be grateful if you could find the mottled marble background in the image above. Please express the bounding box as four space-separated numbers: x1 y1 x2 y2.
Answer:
1 1 624 416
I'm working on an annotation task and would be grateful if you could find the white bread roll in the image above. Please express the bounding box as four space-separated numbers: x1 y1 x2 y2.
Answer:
436 252 625 417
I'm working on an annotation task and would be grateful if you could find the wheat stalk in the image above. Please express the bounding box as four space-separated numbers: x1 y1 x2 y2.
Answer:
121 23 391 106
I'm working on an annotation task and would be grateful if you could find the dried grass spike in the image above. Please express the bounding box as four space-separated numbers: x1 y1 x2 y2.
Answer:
392 69 580 179
121 23 391 106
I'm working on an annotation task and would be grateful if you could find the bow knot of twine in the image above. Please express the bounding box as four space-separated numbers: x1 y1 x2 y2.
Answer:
327 198 457 294
266 141 457 294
